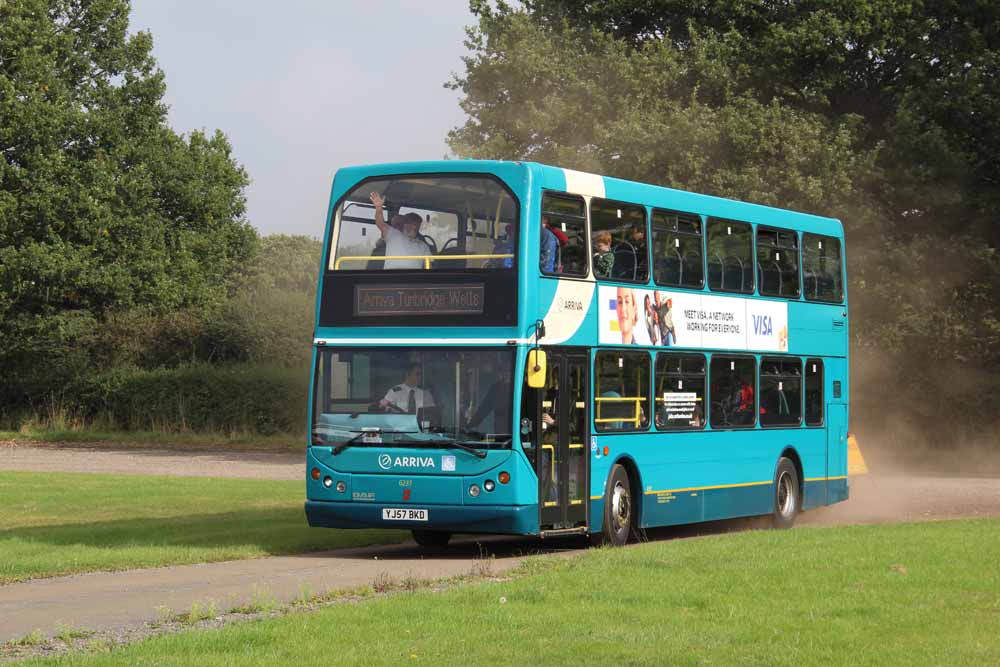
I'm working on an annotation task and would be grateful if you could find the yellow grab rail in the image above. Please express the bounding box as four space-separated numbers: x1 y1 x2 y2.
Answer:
334 253 514 270
594 396 645 427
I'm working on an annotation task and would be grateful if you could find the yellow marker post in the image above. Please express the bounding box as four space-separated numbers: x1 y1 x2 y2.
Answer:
847 433 868 475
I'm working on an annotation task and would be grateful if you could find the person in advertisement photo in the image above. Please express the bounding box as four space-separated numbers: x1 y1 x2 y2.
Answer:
655 291 677 346
616 287 640 344
643 294 661 345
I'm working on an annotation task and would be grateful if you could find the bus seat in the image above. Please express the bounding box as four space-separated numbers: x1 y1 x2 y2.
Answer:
612 242 637 280
436 246 467 269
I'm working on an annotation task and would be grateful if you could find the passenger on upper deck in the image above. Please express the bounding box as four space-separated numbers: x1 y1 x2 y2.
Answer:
593 231 615 278
368 192 430 269
540 216 569 273
629 222 648 278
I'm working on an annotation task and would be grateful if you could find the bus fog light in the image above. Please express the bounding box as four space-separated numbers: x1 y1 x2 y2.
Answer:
498 471 510 484
469 484 481 497
323 477 333 488
484 479 495 492
335 481 346 493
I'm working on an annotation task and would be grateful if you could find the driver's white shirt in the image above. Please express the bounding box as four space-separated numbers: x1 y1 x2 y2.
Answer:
384 227 429 269
382 382 435 411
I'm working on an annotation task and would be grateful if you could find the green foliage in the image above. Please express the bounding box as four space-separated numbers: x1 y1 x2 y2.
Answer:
455 1 1000 436
73 363 309 435
0 0 275 428
0 1 257 321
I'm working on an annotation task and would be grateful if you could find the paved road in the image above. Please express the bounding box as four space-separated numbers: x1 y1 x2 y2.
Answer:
0 441 301 480
0 537 579 644
3 442 1000 645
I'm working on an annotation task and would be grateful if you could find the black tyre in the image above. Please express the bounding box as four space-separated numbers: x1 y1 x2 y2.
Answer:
592 464 634 546
771 457 801 529
411 530 452 548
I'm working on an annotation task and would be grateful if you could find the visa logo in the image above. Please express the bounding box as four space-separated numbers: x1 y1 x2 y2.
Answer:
752 314 773 336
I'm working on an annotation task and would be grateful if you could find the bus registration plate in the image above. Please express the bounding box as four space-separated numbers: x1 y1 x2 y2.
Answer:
382 508 428 521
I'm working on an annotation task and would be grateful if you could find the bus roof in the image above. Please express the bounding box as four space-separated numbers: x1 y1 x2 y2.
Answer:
330 160 843 237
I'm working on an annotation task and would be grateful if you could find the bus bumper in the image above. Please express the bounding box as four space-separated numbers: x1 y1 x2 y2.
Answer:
305 500 538 535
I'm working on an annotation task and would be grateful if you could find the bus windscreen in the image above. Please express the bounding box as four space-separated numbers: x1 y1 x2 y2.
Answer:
312 348 514 450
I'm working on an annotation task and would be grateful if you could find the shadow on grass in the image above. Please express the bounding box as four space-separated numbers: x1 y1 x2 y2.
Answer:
0 509 407 582
0 508 780 584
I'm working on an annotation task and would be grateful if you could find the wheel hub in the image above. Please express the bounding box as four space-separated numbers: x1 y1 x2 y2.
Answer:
611 480 631 530
777 471 794 517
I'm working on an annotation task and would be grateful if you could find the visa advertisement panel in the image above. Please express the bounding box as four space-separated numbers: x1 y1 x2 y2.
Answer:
598 285 788 352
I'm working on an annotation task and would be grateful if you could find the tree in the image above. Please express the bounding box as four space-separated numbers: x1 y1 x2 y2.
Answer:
451 1 1000 441
0 0 256 322
0 0 257 416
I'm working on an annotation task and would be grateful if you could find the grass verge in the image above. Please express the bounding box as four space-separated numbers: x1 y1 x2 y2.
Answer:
19 518 1000 665
0 471 404 583
0 428 303 452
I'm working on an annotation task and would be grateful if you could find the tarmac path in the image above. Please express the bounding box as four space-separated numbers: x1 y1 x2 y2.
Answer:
2 442 1000 645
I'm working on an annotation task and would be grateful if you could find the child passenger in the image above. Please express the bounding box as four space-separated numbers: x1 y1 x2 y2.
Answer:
593 231 614 278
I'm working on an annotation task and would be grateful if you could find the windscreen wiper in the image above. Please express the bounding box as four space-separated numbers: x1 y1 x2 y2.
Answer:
331 429 378 456
415 438 487 459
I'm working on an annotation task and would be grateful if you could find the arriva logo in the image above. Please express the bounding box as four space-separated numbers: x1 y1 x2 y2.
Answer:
378 454 436 470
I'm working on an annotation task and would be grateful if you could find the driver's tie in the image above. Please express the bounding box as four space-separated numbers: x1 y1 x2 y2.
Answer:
407 389 416 413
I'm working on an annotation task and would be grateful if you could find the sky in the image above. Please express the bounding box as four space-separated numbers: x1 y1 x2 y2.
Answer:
129 1 475 237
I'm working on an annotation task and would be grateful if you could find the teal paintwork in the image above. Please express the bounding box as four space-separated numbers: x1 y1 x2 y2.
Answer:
307 160 850 537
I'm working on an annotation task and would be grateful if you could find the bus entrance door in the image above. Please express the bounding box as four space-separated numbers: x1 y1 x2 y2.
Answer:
537 349 589 531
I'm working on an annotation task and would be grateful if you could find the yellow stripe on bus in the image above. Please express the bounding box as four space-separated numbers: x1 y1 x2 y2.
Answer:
644 480 771 495
589 475 847 502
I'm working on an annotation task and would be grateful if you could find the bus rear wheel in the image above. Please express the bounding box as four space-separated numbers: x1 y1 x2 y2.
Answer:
411 530 452 548
771 457 801 529
592 464 634 547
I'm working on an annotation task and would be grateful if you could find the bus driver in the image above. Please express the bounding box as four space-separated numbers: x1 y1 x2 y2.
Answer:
380 364 436 414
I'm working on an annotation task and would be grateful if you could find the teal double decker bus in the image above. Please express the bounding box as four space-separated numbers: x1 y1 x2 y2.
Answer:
306 161 849 547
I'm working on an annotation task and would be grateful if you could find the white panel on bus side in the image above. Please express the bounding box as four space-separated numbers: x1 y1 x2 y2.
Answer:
562 169 606 198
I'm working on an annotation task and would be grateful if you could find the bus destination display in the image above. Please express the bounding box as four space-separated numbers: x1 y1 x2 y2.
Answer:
355 284 485 316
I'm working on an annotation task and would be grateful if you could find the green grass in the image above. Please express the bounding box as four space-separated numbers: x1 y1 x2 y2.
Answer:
22 519 1000 666
0 471 404 583
0 428 303 452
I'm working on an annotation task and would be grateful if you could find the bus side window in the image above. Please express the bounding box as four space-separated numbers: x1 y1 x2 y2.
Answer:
594 351 650 431
707 218 754 294
756 228 800 299
540 193 587 277
805 359 824 425
759 357 802 426
709 355 756 428
591 198 648 283
655 353 706 429
652 209 703 289
802 234 843 302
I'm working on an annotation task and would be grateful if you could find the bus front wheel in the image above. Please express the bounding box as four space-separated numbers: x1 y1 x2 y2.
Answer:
593 464 634 547
411 530 451 548
771 457 801 529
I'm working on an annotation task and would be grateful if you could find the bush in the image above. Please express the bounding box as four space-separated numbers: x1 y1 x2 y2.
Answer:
75 363 309 435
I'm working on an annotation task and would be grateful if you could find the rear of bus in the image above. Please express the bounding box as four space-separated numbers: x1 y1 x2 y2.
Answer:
304 162 536 545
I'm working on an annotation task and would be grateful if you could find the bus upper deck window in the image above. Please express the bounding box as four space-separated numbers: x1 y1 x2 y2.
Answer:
652 209 703 289
802 233 844 302
331 175 518 272
590 198 648 283
540 193 587 277
707 218 754 294
757 227 800 299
